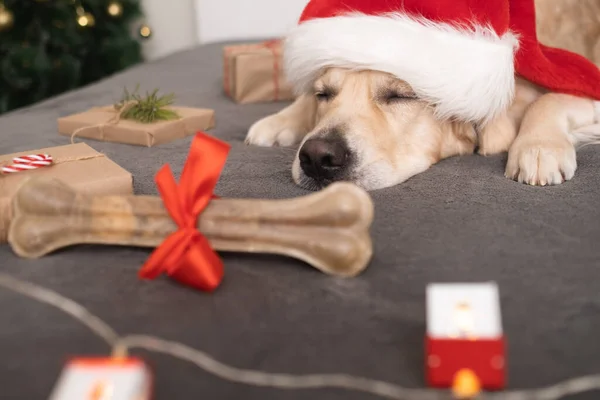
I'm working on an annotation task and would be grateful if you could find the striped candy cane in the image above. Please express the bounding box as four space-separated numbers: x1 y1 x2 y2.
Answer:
1 154 53 174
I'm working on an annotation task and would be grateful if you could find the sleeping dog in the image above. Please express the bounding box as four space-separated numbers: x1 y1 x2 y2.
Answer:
245 0 600 191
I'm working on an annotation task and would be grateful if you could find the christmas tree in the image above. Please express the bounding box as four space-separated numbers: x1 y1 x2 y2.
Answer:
0 0 150 115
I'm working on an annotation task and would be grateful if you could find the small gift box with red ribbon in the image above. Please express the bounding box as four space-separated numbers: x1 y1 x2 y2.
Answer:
0 142 133 242
223 39 296 104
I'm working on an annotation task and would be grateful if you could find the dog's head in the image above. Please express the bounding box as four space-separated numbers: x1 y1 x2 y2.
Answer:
292 68 477 191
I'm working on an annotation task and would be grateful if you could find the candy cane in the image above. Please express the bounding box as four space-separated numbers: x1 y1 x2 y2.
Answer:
1 154 53 174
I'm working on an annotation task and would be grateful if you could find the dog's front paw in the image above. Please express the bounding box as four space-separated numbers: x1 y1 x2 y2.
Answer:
505 138 576 186
477 113 516 156
245 114 304 147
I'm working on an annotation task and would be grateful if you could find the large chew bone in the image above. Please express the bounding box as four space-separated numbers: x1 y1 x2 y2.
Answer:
7 177 374 277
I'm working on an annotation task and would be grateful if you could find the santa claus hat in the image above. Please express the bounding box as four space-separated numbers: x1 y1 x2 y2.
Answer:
283 0 600 124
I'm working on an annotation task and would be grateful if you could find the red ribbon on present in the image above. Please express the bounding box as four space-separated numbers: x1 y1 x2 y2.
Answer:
138 132 230 292
262 39 282 101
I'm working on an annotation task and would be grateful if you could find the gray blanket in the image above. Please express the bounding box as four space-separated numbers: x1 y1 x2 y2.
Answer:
1 42 600 400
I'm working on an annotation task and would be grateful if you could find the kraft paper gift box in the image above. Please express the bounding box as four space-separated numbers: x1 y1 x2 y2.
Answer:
57 106 215 147
223 39 295 104
0 142 133 242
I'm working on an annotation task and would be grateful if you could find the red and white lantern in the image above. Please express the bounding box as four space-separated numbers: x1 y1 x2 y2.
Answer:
48 357 153 400
425 282 506 391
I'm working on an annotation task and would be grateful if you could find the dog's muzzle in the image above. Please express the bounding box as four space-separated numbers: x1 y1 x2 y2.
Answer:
298 137 350 183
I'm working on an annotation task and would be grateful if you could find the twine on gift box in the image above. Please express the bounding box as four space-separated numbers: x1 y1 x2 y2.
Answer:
69 100 158 145
264 39 282 102
69 99 189 147
223 39 283 101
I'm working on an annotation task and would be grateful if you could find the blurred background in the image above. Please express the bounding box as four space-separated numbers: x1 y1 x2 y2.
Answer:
0 0 598 116
0 0 307 115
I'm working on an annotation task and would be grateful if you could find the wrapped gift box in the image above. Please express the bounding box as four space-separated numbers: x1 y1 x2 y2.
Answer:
0 142 133 242
58 106 215 147
223 39 295 104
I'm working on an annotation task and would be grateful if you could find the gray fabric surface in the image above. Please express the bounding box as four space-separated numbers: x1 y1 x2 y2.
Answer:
1 41 600 400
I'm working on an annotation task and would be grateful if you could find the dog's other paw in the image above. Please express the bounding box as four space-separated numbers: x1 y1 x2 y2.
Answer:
477 113 517 156
505 137 577 186
245 114 304 147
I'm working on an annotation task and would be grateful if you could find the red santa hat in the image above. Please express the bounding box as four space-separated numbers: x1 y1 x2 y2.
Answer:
283 0 600 124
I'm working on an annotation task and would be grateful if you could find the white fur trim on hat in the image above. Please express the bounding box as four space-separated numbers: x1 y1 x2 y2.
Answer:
283 12 520 124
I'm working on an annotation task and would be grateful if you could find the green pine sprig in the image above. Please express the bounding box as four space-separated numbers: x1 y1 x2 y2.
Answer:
114 84 180 123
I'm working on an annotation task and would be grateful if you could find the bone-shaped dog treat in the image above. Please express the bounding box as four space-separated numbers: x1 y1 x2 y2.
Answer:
8 177 374 277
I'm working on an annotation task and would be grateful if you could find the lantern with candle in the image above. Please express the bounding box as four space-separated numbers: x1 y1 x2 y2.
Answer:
425 282 506 397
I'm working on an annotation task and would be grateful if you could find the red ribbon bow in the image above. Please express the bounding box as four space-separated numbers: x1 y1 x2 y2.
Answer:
138 132 230 292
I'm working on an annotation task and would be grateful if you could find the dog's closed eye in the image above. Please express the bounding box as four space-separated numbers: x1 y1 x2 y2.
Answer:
315 91 331 101
380 89 417 104
314 86 337 102
314 82 340 102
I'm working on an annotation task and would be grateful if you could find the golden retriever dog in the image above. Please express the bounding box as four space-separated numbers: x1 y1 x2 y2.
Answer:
245 0 600 191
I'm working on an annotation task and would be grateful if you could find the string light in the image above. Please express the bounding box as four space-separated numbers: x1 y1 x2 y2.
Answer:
452 302 476 339
0 2 14 32
453 369 481 399
139 24 152 39
107 1 123 17
0 272 598 400
89 381 114 400
75 3 95 28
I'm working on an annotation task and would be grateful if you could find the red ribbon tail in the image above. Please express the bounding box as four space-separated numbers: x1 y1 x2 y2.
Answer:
170 236 224 291
138 231 189 280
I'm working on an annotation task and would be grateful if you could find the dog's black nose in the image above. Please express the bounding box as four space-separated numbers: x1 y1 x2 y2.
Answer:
299 138 349 180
